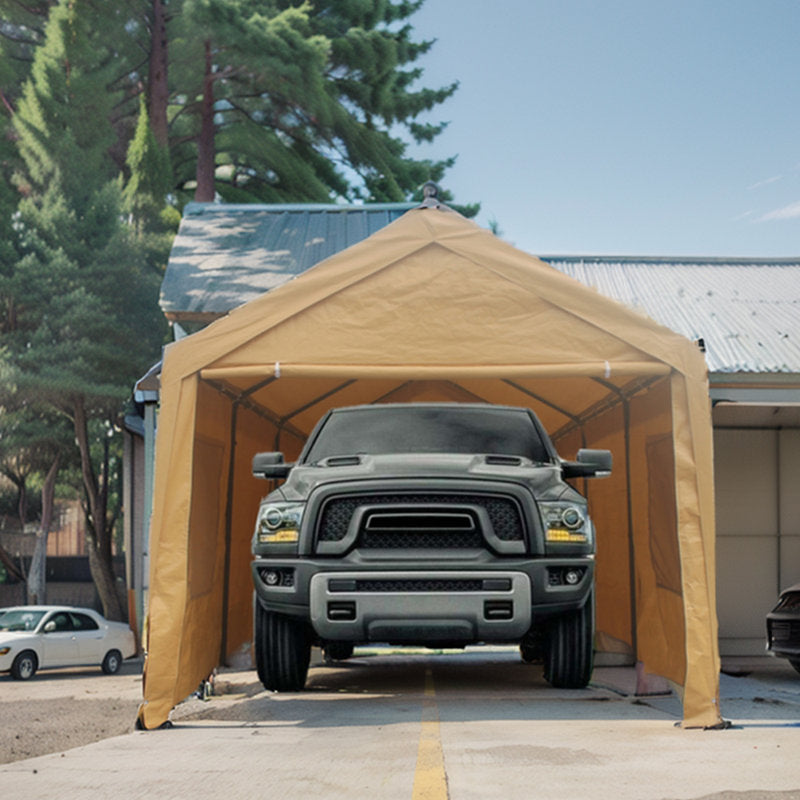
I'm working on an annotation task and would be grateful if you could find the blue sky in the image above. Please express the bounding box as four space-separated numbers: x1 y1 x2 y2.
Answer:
408 0 800 257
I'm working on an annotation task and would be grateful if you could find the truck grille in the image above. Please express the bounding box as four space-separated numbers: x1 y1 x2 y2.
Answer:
316 493 524 549
340 578 484 592
770 620 800 644
360 529 484 548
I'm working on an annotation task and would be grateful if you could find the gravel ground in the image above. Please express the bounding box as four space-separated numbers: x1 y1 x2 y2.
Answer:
1 696 142 763
0 658 262 764
0 659 147 764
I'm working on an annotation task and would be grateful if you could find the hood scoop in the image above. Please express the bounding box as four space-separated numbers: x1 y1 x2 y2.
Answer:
321 455 363 467
484 455 524 466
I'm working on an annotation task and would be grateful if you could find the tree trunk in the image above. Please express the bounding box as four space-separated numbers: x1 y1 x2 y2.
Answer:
16 477 28 531
86 537 124 619
72 396 124 621
27 454 60 605
4 472 29 530
147 0 169 147
194 39 216 201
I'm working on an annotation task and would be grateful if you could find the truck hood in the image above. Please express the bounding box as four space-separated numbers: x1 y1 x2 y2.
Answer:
270 453 576 503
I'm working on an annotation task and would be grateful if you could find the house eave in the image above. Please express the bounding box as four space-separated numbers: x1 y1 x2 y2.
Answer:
709 371 800 404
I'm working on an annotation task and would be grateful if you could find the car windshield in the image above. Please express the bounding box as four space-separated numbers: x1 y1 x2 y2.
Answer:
0 609 47 632
304 406 550 463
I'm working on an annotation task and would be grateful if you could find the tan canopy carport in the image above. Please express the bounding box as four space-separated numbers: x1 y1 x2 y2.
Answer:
138 204 722 729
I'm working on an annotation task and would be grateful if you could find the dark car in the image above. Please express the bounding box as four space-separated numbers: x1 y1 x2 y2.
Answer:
766 583 800 674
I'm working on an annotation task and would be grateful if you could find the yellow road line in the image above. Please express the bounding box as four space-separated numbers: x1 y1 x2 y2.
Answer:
412 668 449 800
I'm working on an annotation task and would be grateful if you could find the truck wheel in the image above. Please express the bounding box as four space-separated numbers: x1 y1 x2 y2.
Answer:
255 602 311 691
543 590 594 689
325 642 354 662
789 659 800 676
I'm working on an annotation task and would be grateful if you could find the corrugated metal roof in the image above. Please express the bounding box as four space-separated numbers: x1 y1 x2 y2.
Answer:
543 256 800 374
160 201 414 319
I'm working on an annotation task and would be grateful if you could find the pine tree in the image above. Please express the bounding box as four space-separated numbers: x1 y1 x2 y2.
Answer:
3 1 474 211
123 95 173 232
305 0 463 204
10 0 166 619
166 0 330 201
146 0 473 208
0 1 55 335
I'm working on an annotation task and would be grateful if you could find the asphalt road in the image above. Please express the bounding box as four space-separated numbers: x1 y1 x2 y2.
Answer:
2 649 800 799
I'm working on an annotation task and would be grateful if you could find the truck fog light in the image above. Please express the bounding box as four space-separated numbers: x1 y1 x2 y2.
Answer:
259 568 295 587
263 570 280 586
564 569 581 585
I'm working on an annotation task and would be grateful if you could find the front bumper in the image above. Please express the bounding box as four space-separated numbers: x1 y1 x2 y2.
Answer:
766 614 800 659
252 556 593 644
309 569 531 642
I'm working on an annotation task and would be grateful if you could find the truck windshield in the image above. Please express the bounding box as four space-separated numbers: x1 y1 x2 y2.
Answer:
304 406 549 463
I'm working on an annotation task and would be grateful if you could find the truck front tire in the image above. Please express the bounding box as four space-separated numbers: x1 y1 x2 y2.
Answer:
255 602 311 691
543 590 594 689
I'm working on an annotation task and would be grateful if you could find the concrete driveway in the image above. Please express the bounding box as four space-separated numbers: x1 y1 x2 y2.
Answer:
1 650 799 800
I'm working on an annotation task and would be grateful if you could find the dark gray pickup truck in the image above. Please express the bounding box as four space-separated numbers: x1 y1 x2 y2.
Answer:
251 403 611 692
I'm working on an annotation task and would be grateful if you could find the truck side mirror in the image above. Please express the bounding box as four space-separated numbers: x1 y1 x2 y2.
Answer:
252 452 292 479
561 448 612 479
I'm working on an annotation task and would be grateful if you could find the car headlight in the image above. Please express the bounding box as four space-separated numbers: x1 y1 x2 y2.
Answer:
540 502 591 544
255 502 304 544
774 592 800 612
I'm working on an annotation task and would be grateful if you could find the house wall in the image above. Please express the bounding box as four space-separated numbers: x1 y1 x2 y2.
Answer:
713 406 800 655
0 582 98 608
0 557 128 613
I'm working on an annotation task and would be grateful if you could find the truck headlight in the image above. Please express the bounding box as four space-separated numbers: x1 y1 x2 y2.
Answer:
540 502 590 544
255 502 304 544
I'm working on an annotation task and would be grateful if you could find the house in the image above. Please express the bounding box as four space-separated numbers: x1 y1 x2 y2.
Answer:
127 200 800 659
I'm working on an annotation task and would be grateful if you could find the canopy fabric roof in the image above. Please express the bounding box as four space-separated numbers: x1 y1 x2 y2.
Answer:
138 204 722 730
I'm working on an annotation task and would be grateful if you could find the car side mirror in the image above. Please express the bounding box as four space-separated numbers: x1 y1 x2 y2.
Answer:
561 448 612 479
44 620 56 633
252 452 293 479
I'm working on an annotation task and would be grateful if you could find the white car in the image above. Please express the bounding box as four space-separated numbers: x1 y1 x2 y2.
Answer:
0 605 137 680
